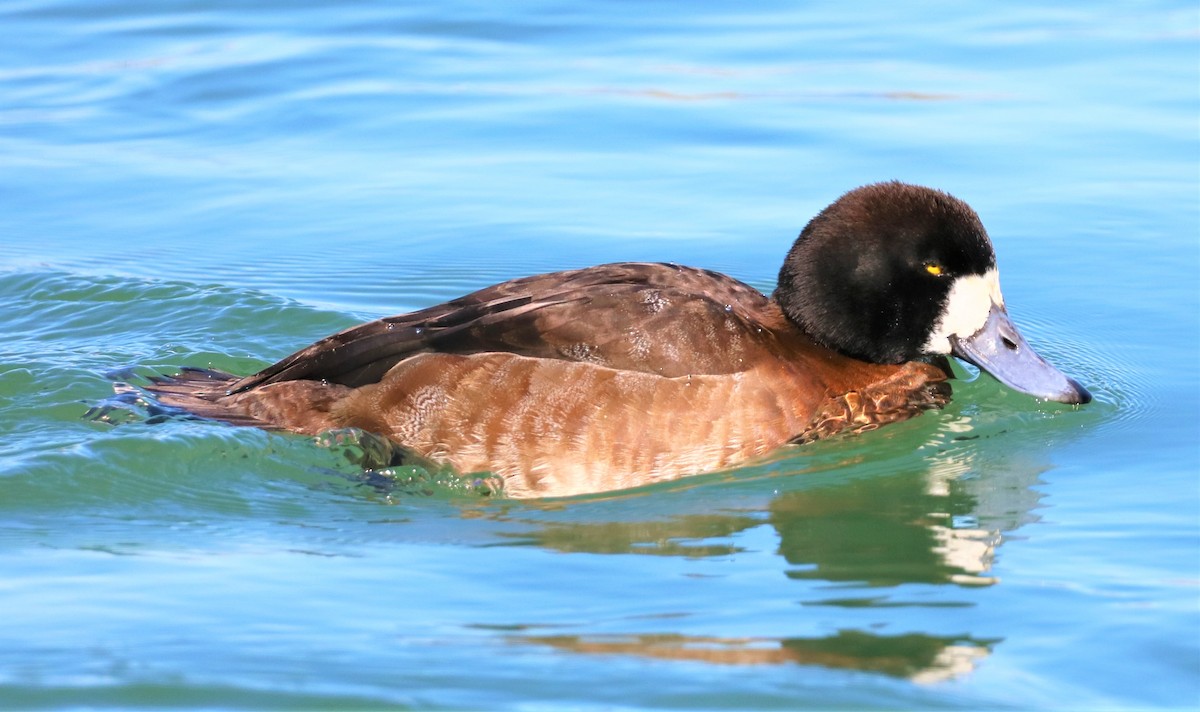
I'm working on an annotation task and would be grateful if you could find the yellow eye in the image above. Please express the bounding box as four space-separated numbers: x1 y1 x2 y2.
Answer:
924 262 943 276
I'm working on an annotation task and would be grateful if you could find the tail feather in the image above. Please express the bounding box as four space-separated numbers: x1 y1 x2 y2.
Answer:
141 368 425 471
144 367 275 428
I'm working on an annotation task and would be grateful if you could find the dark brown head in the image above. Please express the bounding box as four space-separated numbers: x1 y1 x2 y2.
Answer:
774 182 1090 404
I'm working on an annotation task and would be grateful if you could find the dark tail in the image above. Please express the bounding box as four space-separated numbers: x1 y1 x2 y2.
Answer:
142 367 421 470
143 366 354 434
144 367 273 428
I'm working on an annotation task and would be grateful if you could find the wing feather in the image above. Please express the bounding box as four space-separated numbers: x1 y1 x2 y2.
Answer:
230 262 774 393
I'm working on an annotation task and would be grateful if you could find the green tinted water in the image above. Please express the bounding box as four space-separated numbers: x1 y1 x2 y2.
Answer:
1 1 1197 708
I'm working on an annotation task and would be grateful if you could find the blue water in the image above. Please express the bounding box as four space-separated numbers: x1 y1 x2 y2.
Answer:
2 1 1198 708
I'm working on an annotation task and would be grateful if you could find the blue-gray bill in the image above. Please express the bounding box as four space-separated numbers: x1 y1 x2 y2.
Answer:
950 303 1092 405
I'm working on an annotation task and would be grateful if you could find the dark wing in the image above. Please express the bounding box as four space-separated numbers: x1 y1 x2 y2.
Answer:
229 262 775 393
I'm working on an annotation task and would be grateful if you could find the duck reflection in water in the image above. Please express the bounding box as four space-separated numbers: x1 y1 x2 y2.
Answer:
488 429 1050 683
513 630 997 685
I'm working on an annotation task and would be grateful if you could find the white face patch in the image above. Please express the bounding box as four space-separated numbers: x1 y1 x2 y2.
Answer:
922 268 1003 354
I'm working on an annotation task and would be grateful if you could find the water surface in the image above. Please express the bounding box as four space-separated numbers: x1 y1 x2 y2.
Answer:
1 1 1198 709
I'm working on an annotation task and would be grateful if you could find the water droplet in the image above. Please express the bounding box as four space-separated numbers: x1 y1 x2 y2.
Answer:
414 327 424 335
724 304 732 312
386 323 395 330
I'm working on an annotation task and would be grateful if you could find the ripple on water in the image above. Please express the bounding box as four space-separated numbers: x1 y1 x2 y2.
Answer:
0 269 358 360
0 266 1143 526
1004 308 1152 437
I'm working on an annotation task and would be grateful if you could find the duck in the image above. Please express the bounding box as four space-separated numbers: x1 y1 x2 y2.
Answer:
145 182 1091 498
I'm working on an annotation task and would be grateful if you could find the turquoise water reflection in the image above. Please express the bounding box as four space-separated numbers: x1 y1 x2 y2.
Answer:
1 1 1197 709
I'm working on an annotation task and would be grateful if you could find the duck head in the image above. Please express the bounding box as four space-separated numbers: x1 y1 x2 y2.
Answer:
774 181 1091 405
